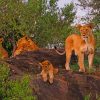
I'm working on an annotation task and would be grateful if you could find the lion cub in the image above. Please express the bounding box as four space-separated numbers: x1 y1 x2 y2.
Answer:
39 60 58 84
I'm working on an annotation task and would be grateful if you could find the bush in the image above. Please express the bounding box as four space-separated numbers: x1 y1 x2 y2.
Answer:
0 62 36 100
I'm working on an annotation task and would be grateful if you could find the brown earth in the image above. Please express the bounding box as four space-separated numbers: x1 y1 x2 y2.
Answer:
6 49 100 100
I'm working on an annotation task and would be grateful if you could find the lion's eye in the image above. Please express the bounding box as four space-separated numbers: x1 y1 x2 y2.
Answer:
80 29 83 31
86 29 88 31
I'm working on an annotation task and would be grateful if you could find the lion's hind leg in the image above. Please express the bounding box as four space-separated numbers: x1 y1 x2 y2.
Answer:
65 50 72 71
88 53 94 69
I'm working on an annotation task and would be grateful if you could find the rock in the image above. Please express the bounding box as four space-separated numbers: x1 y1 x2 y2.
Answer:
32 70 100 100
5 49 100 100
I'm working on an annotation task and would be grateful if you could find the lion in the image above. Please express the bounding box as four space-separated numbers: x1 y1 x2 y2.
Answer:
39 60 58 84
54 23 95 72
0 37 8 59
13 35 39 56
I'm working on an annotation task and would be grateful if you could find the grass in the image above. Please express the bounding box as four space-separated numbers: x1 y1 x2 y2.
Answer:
0 62 37 100
70 54 100 72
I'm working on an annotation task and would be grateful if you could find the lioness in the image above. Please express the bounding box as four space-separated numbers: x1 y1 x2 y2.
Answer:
39 60 58 84
13 35 39 56
54 23 95 72
0 37 8 59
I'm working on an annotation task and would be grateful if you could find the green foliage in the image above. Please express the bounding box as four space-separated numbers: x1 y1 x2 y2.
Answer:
0 62 36 100
0 0 43 55
94 31 100 49
35 2 76 47
77 0 100 30
0 63 10 98
84 93 100 100
0 0 76 51
94 55 100 67
84 94 90 100
5 75 36 100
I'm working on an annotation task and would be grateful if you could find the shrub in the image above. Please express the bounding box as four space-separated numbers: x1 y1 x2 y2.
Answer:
0 62 36 100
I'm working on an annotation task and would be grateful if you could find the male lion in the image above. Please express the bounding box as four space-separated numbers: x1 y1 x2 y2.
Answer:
0 37 8 59
13 35 39 56
54 23 95 72
39 60 58 84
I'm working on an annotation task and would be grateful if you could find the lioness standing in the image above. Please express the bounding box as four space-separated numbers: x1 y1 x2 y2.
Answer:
55 23 95 72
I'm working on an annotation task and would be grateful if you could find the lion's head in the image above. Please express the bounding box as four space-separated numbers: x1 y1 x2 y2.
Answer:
39 60 51 72
76 23 94 41
14 35 39 56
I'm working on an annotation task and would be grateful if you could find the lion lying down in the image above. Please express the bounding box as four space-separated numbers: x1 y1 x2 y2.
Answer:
55 23 95 72
13 35 39 56
39 60 58 84
0 37 8 59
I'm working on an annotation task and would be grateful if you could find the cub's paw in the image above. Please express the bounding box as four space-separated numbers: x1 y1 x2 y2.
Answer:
49 78 53 84
79 68 85 72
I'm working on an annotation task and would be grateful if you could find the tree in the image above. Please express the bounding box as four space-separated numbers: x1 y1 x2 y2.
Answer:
77 0 100 29
0 0 76 54
77 0 100 48
34 1 76 47
0 0 42 55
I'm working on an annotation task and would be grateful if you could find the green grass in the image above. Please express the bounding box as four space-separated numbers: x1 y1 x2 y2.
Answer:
84 94 90 100
70 55 100 72
94 55 100 67
0 62 36 100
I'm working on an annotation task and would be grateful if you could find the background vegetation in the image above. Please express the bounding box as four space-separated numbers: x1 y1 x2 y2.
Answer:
0 61 36 100
0 0 76 55
0 0 99 54
0 0 99 99
77 0 100 48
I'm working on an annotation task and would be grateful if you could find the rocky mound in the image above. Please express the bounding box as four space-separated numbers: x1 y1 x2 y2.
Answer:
6 49 100 100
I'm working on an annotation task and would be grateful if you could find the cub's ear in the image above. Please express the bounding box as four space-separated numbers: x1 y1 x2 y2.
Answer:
0 38 4 42
76 24 82 30
87 23 94 29
39 62 43 66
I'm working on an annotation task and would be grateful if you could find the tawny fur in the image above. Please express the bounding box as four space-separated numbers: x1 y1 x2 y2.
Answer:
55 23 95 72
13 35 39 56
0 38 8 59
39 60 58 84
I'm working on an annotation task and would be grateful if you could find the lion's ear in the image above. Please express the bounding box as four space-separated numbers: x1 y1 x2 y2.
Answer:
76 24 82 30
39 62 43 67
0 38 4 43
87 23 94 29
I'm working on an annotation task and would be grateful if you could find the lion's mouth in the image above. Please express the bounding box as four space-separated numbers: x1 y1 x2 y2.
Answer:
81 35 88 43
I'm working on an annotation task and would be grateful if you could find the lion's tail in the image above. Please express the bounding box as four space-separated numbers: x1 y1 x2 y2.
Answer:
54 46 65 55
53 68 58 74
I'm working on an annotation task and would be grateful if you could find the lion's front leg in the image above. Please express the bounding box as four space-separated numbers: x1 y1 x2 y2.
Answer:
78 53 85 72
49 70 54 84
41 71 48 82
88 53 94 69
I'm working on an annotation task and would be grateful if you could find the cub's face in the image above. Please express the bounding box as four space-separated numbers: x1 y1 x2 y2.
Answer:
39 60 51 72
